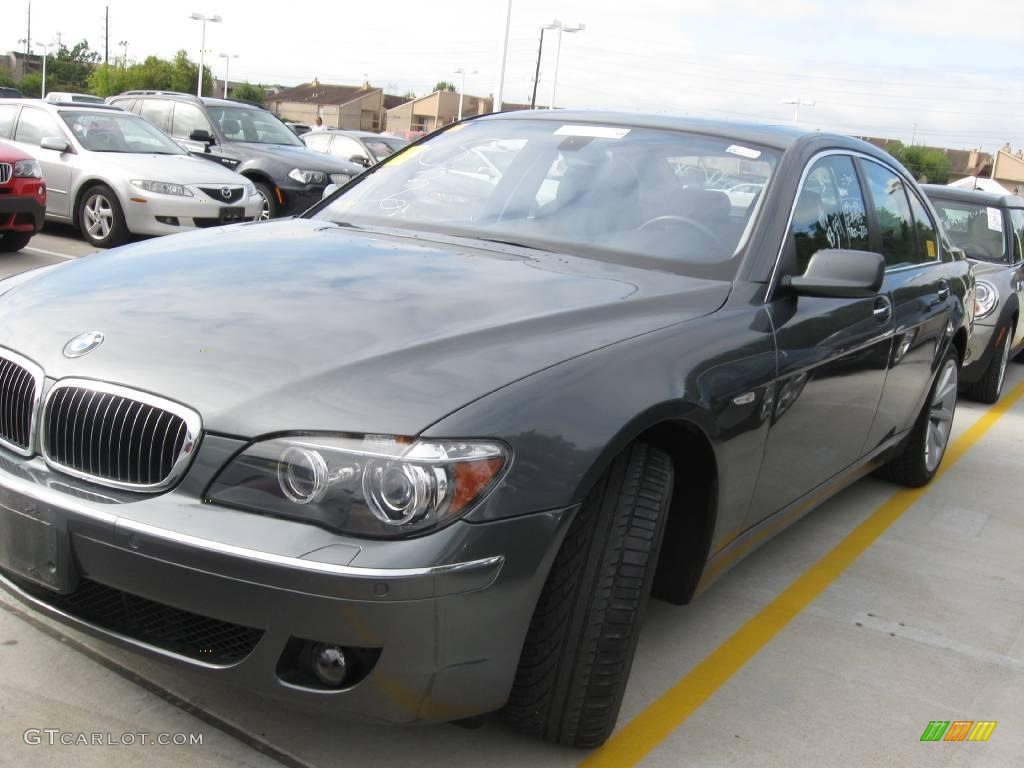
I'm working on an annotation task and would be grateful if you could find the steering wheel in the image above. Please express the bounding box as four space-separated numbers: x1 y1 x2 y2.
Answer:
638 214 723 249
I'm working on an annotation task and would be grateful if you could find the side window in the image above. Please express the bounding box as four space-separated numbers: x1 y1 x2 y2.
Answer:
14 107 62 146
138 99 172 132
790 155 870 273
862 161 917 269
328 136 364 161
907 191 939 262
303 132 332 152
170 102 211 139
0 105 18 139
1010 209 1024 263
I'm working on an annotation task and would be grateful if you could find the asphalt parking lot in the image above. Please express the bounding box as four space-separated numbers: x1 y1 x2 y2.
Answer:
1 227 1022 768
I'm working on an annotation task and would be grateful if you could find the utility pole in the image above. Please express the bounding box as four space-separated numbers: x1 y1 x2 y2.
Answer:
783 97 815 127
119 40 129 68
911 123 917 145
104 5 109 65
25 1 32 54
530 26 546 109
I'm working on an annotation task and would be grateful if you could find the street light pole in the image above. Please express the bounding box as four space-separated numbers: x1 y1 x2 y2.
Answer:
190 12 222 97
782 97 815 127
219 52 238 98
454 66 477 120
39 40 56 98
548 20 584 110
494 0 512 112
119 40 128 68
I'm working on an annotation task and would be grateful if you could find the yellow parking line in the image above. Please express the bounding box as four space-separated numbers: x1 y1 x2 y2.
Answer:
580 379 1024 767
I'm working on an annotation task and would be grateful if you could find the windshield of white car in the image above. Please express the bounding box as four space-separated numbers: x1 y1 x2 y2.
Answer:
312 119 779 278
60 111 186 154
207 106 304 146
931 198 1007 263
363 137 407 160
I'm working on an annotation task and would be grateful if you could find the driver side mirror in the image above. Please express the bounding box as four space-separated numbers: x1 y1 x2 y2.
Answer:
189 128 215 144
40 136 70 152
321 183 340 200
349 154 372 167
782 249 884 298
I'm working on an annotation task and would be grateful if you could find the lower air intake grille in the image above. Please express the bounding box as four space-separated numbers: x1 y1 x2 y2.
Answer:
13 575 263 665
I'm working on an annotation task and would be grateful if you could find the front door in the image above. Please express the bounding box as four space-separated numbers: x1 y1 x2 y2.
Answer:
748 154 892 525
12 107 74 218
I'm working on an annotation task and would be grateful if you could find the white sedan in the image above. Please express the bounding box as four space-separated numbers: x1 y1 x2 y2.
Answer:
0 100 263 247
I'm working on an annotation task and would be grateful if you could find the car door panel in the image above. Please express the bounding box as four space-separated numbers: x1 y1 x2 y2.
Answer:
12 106 74 219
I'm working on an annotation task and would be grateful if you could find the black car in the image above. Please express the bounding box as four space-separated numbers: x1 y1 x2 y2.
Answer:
0 87 24 99
108 91 363 218
302 129 409 168
0 112 971 748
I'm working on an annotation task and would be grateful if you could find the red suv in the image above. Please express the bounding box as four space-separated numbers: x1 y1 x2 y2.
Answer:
0 141 46 252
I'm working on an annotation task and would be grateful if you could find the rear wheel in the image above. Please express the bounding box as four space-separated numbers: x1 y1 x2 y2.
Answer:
253 182 278 220
78 185 128 247
0 231 33 252
878 348 958 487
966 324 1011 404
503 442 673 748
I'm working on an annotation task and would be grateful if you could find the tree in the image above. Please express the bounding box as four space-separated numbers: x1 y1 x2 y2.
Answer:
231 81 264 105
887 141 952 185
433 80 456 92
46 40 99 93
20 73 42 98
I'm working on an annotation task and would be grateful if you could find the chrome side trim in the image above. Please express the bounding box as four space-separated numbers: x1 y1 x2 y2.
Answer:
0 346 44 457
39 378 202 493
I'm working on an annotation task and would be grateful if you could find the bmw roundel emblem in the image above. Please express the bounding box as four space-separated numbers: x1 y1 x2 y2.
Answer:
63 331 105 358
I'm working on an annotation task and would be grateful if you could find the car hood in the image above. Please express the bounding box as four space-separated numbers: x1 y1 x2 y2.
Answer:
81 151 249 185
229 141 362 174
0 219 729 437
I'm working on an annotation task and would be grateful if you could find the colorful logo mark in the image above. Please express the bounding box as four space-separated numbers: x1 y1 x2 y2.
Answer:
920 721 997 742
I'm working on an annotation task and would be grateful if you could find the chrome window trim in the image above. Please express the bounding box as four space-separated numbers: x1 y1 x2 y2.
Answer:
0 346 44 457
39 378 202 493
765 149 942 303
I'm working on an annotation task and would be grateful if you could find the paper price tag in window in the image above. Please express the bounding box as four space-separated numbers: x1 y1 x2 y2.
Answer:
925 239 936 258
987 207 1002 232
387 146 424 167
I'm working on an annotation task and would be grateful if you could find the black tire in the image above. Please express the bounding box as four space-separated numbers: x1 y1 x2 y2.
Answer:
253 181 279 220
0 231 33 252
877 347 959 487
77 184 129 247
503 442 674 748
966 324 1012 404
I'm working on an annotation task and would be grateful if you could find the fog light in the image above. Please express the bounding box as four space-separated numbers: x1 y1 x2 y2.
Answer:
311 643 348 687
155 216 180 226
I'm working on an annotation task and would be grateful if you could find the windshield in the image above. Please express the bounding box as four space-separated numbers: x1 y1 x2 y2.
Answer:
312 119 779 276
61 111 185 154
207 105 303 146
931 198 1006 263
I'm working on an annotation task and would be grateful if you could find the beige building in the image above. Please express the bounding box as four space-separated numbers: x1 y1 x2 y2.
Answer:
990 145 1024 193
385 90 498 134
267 81 402 131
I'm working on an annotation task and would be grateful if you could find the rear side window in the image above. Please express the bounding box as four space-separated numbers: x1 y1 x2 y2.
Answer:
862 161 918 269
790 155 870 273
14 107 62 146
907 192 939 262
138 99 172 132
0 104 18 139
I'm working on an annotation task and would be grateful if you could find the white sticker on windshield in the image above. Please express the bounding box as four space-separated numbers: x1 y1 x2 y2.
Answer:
726 145 762 159
555 125 630 139
987 207 1003 231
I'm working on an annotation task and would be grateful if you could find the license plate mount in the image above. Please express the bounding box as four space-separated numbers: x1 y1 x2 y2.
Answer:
219 205 246 223
0 495 74 593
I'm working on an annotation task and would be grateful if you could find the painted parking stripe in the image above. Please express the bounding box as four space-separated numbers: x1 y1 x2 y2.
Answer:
580 379 1024 767
23 246 81 260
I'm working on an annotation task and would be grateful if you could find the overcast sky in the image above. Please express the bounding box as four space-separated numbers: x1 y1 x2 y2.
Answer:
6 0 1024 152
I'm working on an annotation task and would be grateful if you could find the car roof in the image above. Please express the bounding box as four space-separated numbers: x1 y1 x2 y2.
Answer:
0 98 125 113
479 109 873 153
921 183 1024 209
110 91 269 111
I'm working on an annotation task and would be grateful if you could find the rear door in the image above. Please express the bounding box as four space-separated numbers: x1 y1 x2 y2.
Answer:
748 153 892 524
860 159 955 449
11 106 74 218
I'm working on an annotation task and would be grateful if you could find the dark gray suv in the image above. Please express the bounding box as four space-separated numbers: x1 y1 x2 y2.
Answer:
109 91 363 218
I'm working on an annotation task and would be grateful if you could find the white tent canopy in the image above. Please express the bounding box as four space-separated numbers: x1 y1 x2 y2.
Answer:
947 176 1011 194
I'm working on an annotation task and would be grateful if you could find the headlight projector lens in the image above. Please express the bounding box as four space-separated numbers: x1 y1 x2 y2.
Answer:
277 447 329 504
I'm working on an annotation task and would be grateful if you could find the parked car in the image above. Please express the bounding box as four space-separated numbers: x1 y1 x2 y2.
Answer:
107 91 363 219
725 181 764 210
0 87 23 99
284 121 311 136
45 92 106 105
924 184 1024 402
0 140 46 252
0 100 263 247
0 112 971 748
301 129 408 168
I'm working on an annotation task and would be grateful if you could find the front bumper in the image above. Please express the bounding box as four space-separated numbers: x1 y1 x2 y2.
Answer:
278 183 329 215
123 192 263 237
961 321 1000 385
0 190 46 233
0 441 569 724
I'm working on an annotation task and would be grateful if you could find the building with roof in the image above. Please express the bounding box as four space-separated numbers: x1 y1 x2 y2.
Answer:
385 92 533 134
266 80 407 132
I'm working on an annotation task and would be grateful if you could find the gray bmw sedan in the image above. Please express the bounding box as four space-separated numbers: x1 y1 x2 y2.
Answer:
0 111 970 747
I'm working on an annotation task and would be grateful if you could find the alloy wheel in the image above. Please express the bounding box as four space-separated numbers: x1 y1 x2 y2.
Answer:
84 193 114 240
257 191 272 221
924 357 958 473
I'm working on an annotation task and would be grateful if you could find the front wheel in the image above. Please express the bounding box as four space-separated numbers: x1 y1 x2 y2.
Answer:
0 231 33 252
78 185 129 247
878 347 959 487
253 182 278 220
503 442 674 748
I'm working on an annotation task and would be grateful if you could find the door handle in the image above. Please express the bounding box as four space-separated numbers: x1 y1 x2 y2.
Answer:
937 280 950 301
873 295 892 323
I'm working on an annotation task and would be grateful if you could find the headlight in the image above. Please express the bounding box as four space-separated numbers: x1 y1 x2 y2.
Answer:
329 173 352 186
243 181 257 197
974 279 997 319
288 168 327 185
207 434 508 538
13 159 42 178
130 179 193 197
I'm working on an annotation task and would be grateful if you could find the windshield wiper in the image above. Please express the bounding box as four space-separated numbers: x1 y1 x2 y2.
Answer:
473 236 545 252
